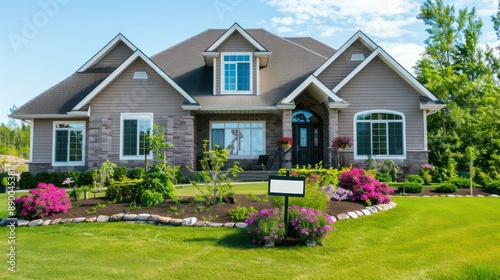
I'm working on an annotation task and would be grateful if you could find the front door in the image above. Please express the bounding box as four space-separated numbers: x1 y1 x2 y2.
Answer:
292 110 322 166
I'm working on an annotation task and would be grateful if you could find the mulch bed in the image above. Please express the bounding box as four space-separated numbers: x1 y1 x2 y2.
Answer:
51 188 494 223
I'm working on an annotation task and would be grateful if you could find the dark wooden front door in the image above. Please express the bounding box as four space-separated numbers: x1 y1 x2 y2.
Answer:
292 123 322 166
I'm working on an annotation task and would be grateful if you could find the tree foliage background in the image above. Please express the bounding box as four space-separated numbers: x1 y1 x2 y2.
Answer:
415 0 500 177
0 120 30 159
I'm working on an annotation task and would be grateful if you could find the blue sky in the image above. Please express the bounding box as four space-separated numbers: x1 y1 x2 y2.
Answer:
1 0 498 125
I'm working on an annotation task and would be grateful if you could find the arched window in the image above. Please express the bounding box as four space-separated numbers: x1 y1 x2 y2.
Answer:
354 111 405 159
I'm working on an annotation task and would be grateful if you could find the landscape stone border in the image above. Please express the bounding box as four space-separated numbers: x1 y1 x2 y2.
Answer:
2 194 498 228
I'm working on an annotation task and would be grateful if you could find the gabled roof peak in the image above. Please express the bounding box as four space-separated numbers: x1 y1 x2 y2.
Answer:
77 33 138 72
205 22 268 52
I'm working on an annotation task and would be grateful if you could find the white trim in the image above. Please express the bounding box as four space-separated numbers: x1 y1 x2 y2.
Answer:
313 31 377 76
190 105 278 111
29 119 34 162
206 23 267 52
221 52 253 95
423 110 428 150
353 110 406 160
256 57 260 96
119 113 153 160
10 114 89 119
52 121 86 167
78 33 137 72
73 50 198 110
209 120 266 159
213 57 217 95
281 75 345 104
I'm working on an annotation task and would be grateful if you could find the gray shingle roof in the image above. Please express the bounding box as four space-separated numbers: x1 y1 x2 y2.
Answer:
11 68 114 117
13 28 337 117
151 29 336 107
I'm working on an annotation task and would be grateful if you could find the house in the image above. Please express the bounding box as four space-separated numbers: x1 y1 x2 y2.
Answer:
10 23 445 175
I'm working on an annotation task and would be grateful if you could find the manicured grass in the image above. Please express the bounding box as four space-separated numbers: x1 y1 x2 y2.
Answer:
175 182 268 197
3 197 499 279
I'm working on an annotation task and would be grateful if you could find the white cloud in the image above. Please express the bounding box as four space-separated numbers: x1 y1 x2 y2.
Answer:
276 26 295 33
263 0 421 39
378 41 425 74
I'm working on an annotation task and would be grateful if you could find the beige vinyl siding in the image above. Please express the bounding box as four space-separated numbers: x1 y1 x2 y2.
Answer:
337 57 425 151
90 58 189 158
317 41 373 89
31 119 53 163
31 119 88 163
216 32 258 95
92 41 134 68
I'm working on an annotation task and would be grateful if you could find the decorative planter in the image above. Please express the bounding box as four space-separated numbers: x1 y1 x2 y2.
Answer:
306 240 316 247
281 144 291 149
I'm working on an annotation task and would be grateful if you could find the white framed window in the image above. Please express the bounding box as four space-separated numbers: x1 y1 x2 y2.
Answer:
52 121 85 166
354 110 406 160
120 113 153 160
210 121 265 159
221 53 252 94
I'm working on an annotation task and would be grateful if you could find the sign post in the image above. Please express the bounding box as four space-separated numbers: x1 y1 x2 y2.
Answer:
268 173 305 246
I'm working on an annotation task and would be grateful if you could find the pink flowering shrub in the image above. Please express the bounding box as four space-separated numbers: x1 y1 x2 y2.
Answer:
338 168 394 205
245 206 335 245
288 206 335 244
14 182 72 220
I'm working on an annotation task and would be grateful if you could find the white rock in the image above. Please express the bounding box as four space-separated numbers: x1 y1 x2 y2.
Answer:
85 217 97 223
223 222 235 228
207 222 223 227
235 222 248 228
355 210 364 217
17 220 29 227
346 211 358 219
96 215 109 223
42 220 52 226
136 214 150 221
361 209 371 216
123 214 137 221
489 194 499 197
60 218 73 224
28 219 43 227
182 217 197 226
336 213 350 220
149 215 161 222
194 221 207 227
50 218 62 225
72 217 86 223
110 213 124 222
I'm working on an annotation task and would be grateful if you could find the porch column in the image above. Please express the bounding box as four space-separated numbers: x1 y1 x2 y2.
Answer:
282 109 293 168
328 108 339 167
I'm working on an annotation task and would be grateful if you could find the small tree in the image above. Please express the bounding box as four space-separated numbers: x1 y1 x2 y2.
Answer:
194 140 242 204
145 124 173 171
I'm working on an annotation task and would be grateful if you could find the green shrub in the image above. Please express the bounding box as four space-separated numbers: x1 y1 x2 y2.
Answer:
65 170 81 185
105 178 144 202
18 172 37 189
436 182 458 193
450 177 479 188
189 172 205 183
140 190 164 206
272 175 329 211
50 172 67 186
398 181 424 193
0 172 10 187
405 175 424 184
141 165 176 199
35 171 51 184
376 172 392 182
485 180 500 194
277 164 340 187
113 166 128 181
80 169 97 186
128 167 145 179
228 205 257 222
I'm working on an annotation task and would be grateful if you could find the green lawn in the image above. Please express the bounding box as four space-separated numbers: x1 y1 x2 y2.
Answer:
2 196 499 279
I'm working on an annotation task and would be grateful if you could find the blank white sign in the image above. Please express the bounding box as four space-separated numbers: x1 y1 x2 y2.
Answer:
269 177 305 196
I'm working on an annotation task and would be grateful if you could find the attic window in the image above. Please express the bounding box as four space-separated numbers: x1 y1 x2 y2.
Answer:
133 71 148 80
350 54 365 61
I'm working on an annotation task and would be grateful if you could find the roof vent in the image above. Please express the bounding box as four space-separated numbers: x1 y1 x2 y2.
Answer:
133 71 148 80
350 54 365 61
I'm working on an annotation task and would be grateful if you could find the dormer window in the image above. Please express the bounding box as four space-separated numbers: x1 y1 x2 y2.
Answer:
222 53 252 94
